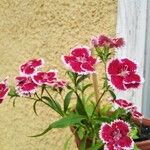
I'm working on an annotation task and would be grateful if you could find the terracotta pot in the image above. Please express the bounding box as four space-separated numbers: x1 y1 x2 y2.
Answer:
70 127 92 149
136 140 150 150
133 117 150 150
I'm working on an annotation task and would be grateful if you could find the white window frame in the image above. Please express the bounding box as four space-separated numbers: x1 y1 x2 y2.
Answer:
116 0 150 116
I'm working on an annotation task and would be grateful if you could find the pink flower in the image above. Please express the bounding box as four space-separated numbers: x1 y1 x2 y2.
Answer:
20 58 44 76
0 79 9 103
15 76 38 96
91 35 124 48
131 106 143 119
32 70 57 86
113 99 133 110
53 80 67 88
107 58 142 90
112 38 124 48
112 99 143 119
62 46 98 75
99 120 134 150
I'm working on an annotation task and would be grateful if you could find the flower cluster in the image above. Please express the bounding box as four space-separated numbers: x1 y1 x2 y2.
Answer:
16 58 66 96
91 35 124 48
113 99 143 119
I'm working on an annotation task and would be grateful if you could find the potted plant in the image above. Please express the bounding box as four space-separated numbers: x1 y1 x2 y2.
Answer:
0 34 150 150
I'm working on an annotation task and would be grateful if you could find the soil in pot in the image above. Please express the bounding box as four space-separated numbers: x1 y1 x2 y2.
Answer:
131 118 150 150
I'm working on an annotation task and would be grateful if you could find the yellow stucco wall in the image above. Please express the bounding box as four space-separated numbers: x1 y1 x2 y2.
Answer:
0 0 117 150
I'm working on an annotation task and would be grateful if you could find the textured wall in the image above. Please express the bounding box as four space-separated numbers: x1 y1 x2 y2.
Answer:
0 0 117 150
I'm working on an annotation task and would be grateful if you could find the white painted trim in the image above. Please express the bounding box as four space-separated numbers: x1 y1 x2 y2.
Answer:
116 0 148 112
142 0 150 117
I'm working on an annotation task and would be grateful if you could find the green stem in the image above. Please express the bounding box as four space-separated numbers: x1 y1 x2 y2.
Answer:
24 96 51 108
91 89 107 118
44 88 54 100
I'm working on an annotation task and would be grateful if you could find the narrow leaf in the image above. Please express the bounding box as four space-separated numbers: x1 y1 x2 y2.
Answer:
64 91 73 113
76 93 88 117
33 100 40 116
30 114 86 137
42 96 64 116
109 90 116 100
76 75 89 86
90 142 103 150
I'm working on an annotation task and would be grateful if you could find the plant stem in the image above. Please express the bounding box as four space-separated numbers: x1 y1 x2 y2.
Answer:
44 88 54 100
24 96 51 108
91 89 107 118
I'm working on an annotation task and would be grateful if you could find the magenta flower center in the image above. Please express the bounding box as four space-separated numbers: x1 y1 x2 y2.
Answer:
43 74 49 80
112 129 122 141
76 56 86 63
118 65 129 77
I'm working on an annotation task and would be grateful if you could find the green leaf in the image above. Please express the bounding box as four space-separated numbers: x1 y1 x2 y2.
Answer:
90 142 103 150
76 75 89 86
77 127 84 140
100 104 112 116
8 86 18 98
66 71 77 84
111 108 126 120
33 100 40 116
41 85 46 97
64 91 73 113
82 83 92 93
97 116 113 123
79 136 86 150
66 85 75 91
103 79 108 89
109 90 116 100
130 127 139 139
63 135 73 150
76 93 88 117
85 103 94 116
31 114 86 137
42 96 64 116
86 93 94 102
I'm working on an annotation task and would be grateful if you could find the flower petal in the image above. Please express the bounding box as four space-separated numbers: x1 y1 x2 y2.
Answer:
20 58 44 76
87 56 98 65
121 58 137 72
98 35 113 47
63 56 76 65
16 76 37 96
69 61 84 74
81 62 95 73
107 59 121 75
118 136 134 149
104 143 115 150
124 73 141 89
71 46 91 57
113 99 133 109
131 109 143 119
112 120 130 136
110 76 125 90
0 80 9 103
112 38 125 48
53 80 67 88
32 71 57 86
99 123 113 143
